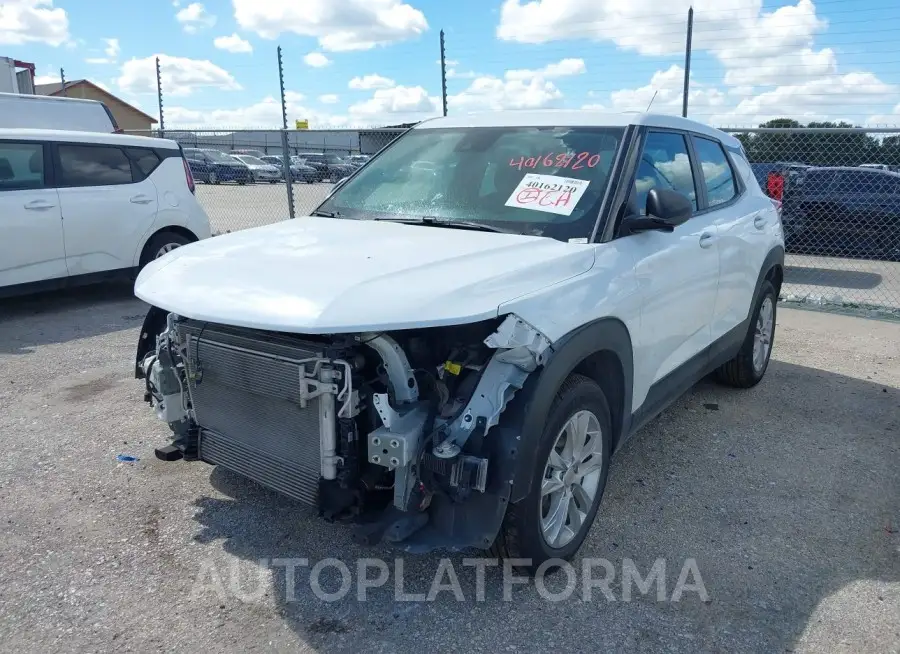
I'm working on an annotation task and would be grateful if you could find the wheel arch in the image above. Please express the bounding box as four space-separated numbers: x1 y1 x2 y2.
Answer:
137 226 199 268
503 316 634 503
751 246 785 318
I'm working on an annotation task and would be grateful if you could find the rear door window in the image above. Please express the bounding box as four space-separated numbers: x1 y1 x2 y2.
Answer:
58 144 134 187
691 136 738 208
0 141 45 191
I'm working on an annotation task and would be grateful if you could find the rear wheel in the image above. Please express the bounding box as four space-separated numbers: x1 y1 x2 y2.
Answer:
140 231 192 270
716 280 777 388
490 374 612 570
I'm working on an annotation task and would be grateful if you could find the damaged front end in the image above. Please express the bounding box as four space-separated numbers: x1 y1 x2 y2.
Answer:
136 312 551 552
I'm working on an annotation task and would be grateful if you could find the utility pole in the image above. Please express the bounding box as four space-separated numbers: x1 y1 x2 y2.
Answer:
155 57 165 136
60 68 67 96
682 7 694 118
439 30 448 117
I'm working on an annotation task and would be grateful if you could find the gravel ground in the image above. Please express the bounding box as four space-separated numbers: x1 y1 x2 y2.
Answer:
0 287 898 653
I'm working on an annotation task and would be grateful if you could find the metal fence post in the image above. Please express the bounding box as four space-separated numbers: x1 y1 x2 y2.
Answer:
155 57 165 138
440 30 448 117
682 7 693 118
281 129 296 219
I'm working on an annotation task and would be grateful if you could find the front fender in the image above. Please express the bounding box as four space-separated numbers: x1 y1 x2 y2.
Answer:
501 317 635 504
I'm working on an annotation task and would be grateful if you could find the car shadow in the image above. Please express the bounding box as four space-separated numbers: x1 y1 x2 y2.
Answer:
785 265 883 290
188 359 899 652
0 282 147 355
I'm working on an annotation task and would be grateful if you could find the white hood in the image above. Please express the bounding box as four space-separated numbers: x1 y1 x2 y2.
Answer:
134 217 596 333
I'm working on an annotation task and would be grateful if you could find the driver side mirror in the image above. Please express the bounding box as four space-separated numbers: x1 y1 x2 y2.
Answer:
621 188 693 235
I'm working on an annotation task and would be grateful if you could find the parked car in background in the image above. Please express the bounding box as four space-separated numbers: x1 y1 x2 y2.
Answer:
781 166 900 260
230 149 266 159
0 128 211 297
230 154 281 183
0 90 119 132
347 154 370 169
750 162 810 203
297 152 355 182
260 155 318 183
183 148 252 185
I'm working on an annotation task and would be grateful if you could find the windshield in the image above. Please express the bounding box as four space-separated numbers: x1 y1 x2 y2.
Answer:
326 154 346 164
316 126 624 240
304 154 326 163
204 150 236 163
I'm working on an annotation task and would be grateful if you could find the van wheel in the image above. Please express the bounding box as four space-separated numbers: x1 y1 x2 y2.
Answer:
490 374 612 571
140 231 192 269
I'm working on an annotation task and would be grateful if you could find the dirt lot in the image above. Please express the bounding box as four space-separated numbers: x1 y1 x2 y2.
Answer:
0 287 898 653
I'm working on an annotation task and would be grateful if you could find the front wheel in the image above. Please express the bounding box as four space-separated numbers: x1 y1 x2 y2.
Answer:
490 374 612 570
716 280 777 387
208 171 218 184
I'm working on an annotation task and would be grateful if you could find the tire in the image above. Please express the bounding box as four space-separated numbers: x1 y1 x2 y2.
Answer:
208 171 218 185
715 280 777 388
490 374 612 570
140 231 192 269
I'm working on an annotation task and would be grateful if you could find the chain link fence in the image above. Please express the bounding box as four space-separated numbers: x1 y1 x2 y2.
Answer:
130 126 900 313
724 127 900 313
126 129 406 234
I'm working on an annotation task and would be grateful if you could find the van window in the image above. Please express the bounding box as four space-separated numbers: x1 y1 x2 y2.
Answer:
58 145 134 186
0 142 45 191
126 148 162 177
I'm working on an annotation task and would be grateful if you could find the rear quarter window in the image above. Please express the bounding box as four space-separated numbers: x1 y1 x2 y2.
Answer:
126 148 162 177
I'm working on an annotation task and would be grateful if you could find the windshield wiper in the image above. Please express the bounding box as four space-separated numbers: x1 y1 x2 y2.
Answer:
311 209 342 218
373 216 509 233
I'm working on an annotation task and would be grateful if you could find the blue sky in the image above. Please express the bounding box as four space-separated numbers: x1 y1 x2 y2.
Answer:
3 0 900 129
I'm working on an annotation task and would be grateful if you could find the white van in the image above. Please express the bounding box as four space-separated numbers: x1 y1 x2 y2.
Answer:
0 128 212 297
0 91 119 132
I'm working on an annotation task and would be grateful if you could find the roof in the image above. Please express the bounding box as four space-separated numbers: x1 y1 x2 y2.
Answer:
414 110 741 147
35 79 158 124
0 127 178 148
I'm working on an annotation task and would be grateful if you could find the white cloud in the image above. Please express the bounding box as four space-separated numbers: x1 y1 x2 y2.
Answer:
303 52 331 68
349 74 396 90
176 2 216 34
0 0 69 46
34 73 60 85
497 0 835 88
85 38 121 65
233 0 428 51
449 75 564 112
505 58 586 81
165 92 349 129
118 54 241 97
604 64 897 127
214 33 253 53
348 85 440 122
319 94 340 104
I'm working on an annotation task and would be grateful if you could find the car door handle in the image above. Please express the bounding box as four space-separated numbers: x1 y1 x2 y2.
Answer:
754 215 767 229
24 200 56 211
130 195 154 205
699 232 716 248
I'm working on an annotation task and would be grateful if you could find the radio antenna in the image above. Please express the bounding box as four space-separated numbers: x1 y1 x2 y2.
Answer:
646 89 659 112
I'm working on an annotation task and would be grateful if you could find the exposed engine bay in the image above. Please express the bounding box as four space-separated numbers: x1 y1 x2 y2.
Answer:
137 311 551 550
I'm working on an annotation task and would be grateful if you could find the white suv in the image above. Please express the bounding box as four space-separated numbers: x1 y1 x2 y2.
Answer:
0 129 211 298
134 112 783 568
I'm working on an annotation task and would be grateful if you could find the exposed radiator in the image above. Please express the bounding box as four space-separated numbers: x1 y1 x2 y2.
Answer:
179 320 327 506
